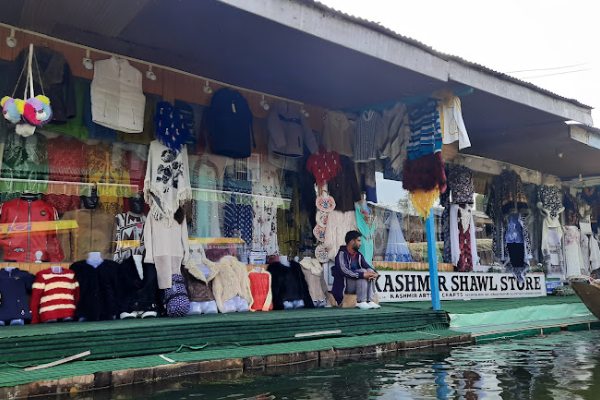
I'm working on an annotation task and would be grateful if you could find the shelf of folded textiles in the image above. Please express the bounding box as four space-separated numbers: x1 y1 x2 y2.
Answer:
372 261 454 272
0 262 71 274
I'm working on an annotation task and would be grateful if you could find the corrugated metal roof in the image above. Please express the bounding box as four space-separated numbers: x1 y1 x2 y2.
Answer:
299 0 593 110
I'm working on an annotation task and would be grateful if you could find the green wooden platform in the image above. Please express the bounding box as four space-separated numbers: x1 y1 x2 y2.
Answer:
0 304 448 366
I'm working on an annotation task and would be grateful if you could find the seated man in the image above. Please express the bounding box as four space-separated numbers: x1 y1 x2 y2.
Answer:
331 230 380 309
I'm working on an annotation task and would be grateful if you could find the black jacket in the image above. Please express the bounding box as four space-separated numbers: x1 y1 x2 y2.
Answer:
71 260 119 321
0 268 34 321
117 256 159 313
267 261 314 310
11 47 76 123
327 155 361 212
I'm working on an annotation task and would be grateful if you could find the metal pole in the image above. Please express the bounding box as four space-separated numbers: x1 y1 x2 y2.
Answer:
426 209 441 311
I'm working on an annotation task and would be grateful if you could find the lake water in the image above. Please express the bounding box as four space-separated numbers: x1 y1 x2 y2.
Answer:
73 330 600 400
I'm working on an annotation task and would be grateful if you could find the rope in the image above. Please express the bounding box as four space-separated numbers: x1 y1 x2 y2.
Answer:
32 48 46 97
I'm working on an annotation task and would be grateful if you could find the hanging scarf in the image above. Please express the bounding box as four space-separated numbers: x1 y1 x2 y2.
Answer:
154 101 192 151
403 99 446 217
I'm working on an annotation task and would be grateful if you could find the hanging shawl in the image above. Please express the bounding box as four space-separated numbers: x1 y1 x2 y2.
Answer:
154 101 192 152
447 165 474 204
144 140 192 224
402 99 446 217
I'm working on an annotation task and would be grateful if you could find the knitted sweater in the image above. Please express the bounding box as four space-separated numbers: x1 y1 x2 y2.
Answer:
248 270 273 312
70 260 119 321
30 268 80 323
211 256 253 313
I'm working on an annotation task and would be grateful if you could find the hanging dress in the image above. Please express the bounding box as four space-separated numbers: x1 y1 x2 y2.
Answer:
564 226 584 277
354 202 376 265
384 212 412 262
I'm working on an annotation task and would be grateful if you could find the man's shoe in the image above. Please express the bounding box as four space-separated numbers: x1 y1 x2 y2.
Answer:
367 301 381 309
120 312 136 320
356 302 371 310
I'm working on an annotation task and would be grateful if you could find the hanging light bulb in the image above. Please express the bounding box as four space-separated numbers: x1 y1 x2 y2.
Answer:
82 49 94 70
5 29 17 48
145 65 156 81
260 94 270 111
203 80 213 94
301 105 309 117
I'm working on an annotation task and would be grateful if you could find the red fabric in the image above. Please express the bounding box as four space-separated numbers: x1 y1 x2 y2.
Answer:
402 152 447 193
306 151 342 187
47 137 87 183
44 194 80 215
126 150 147 193
249 272 272 311
0 198 64 262
456 217 473 272
30 268 80 324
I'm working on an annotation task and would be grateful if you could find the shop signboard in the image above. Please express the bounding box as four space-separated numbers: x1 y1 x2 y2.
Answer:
376 271 546 302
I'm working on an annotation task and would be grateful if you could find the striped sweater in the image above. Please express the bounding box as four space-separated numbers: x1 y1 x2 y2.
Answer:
30 268 80 324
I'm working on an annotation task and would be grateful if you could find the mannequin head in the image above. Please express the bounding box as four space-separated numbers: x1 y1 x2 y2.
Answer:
81 187 99 210
129 194 144 215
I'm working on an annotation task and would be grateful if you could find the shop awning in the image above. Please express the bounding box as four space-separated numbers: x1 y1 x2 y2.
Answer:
0 0 596 178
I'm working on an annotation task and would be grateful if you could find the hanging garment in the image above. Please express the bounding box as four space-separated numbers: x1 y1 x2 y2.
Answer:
402 100 446 217
356 161 378 203
86 144 132 214
252 163 282 256
439 95 471 149
277 171 302 257
248 269 273 312
113 211 146 263
500 170 528 214
299 257 329 307
540 206 564 276
563 225 584 277
90 57 145 133
144 140 192 224
143 212 189 289
581 233 600 275
354 203 376 265
0 132 49 195
384 212 412 262
267 101 318 158
70 260 119 321
327 155 362 212
222 164 253 245
11 46 76 123
322 111 353 157
447 165 474 204
0 268 34 322
60 208 113 262
30 268 80 323
0 198 63 262
117 256 159 314
43 78 88 139
190 157 221 238
306 151 342 187
45 135 87 214
324 210 357 261
211 256 254 313
353 110 384 163
449 205 478 270
205 88 254 158
381 103 410 176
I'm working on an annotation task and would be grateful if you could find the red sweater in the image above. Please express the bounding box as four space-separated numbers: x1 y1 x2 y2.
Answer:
30 268 80 324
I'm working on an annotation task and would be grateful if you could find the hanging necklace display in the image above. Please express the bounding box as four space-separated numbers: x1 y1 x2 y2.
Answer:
1 44 53 137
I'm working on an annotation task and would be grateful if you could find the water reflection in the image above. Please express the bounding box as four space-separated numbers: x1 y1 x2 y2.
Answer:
63 330 600 400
